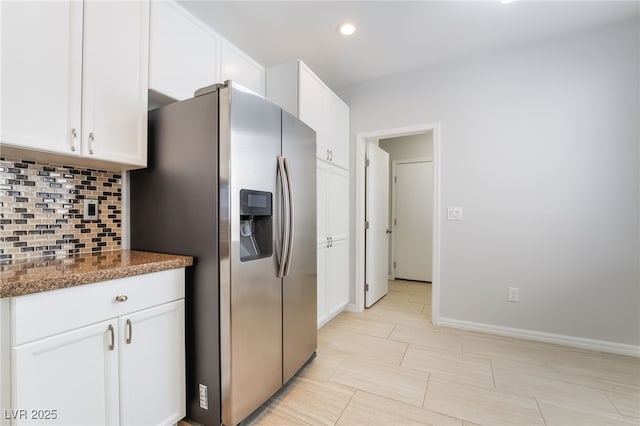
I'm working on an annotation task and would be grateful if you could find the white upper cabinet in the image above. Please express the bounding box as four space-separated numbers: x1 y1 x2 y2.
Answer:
1 1 83 157
82 0 149 167
0 0 149 170
266 60 350 169
149 1 220 101
220 39 266 96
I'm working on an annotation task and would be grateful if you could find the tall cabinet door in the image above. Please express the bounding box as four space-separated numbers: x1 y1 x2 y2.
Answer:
119 300 186 426
82 0 149 166
1 0 83 155
13 319 119 425
326 166 349 242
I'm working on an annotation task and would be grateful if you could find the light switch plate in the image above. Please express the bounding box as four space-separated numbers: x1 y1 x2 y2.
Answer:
84 198 99 220
447 207 463 221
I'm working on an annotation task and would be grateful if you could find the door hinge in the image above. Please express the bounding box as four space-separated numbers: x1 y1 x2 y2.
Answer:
394 175 397 183
365 158 370 167
365 283 369 291
365 221 370 229
393 261 397 269
394 218 397 226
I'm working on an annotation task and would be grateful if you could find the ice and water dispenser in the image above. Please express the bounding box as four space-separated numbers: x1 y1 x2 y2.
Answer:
239 189 273 261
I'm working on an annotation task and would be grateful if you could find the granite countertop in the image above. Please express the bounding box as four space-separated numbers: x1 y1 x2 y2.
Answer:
0 250 193 298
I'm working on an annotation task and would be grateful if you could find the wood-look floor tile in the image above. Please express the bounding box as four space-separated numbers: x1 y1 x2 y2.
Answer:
402 344 494 389
390 324 463 355
319 327 408 364
492 367 618 413
375 299 426 313
336 391 463 426
424 376 545 425
323 314 396 339
330 355 429 407
259 377 355 426
537 399 639 426
605 390 640 419
296 348 347 381
378 309 436 330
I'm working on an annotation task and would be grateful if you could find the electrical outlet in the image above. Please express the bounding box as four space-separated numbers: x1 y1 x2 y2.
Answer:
447 207 463 221
507 287 519 302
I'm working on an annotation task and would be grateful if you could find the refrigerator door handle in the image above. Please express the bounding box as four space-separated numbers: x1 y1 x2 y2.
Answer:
283 157 295 276
277 155 290 278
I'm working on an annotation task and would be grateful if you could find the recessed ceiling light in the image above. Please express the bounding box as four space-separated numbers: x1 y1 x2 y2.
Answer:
338 22 356 36
500 0 516 4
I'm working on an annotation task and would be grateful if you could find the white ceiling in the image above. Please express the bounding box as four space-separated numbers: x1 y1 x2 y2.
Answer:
178 1 640 90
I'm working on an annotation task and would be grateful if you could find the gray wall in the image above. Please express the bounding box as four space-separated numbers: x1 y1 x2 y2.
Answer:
340 19 640 346
379 133 433 276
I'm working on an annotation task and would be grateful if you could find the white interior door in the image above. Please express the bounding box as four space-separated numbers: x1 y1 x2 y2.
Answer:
365 142 389 307
394 161 433 282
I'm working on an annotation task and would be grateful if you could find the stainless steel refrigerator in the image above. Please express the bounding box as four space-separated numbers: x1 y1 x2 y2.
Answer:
130 82 317 426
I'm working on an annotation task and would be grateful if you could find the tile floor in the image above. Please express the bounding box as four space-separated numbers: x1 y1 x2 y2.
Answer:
243 280 640 426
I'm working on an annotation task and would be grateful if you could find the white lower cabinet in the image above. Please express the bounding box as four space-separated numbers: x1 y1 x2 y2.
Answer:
13 320 120 425
119 301 185 426
317 238 349 328
9 269 186 426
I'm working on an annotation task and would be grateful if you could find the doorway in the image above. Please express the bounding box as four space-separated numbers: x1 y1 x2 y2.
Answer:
354 123 441 325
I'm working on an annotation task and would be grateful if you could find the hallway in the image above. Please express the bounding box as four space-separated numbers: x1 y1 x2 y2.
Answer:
246 280 639 425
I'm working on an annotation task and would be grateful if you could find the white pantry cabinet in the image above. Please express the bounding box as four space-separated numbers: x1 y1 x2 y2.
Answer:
0 0 149 170
149 1 220 101
10 269 186 426
316 162 350 327
317 238 350 328
267 60 350 169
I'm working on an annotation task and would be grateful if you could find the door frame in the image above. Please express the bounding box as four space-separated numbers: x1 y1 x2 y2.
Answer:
353 123 441 325
391 157 432 281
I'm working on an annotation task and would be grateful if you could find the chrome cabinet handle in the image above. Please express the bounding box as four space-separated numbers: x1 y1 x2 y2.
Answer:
326 149 330 161
88 132 95 155
330 237 333 248
326 237 330 248
115 295 128 302
329 150 333 162
70 128 77 152
108 324 115 351
126 319 132 344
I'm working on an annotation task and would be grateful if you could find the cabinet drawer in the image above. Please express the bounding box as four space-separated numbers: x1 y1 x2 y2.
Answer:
12 269 185 345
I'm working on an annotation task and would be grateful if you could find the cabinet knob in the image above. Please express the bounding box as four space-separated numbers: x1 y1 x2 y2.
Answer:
115 295 128 302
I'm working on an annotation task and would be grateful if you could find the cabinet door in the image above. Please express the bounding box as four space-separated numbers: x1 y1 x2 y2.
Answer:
326 165 349 241
326 239 350 318
298 63 329 161
326 92 350 169
82 0 149 167
119 300 186 426
0 1 82 155
13 319 119 425
149 2 220 101
317 243 328 327
221 39 265 96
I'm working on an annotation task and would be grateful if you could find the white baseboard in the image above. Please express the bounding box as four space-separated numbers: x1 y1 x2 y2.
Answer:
438 317 640 358
344 303 360 313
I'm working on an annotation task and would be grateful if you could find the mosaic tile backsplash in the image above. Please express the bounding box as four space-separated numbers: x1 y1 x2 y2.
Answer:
0 157 122 263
